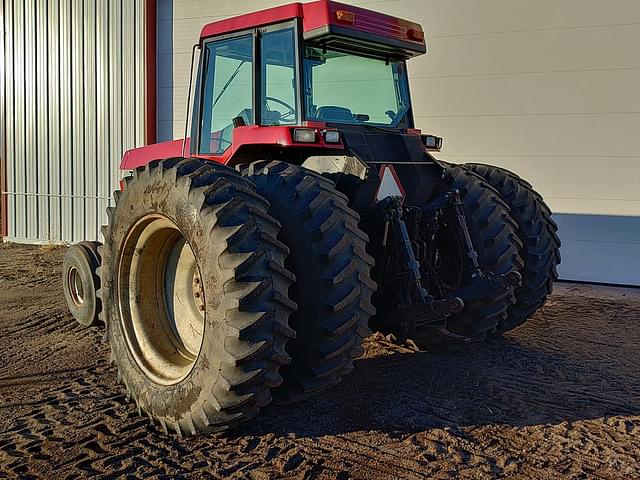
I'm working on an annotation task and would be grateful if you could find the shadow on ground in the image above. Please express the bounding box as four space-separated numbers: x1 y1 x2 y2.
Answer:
237 329 640 439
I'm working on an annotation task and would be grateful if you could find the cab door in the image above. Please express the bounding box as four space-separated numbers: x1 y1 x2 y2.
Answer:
192 21 302 160
195 34 254 156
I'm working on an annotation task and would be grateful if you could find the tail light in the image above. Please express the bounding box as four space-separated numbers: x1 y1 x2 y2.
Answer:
407 28 425 42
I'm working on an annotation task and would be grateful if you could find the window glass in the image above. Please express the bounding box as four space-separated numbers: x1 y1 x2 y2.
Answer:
304 47 410 127
199 35 253 154
261 28 298 125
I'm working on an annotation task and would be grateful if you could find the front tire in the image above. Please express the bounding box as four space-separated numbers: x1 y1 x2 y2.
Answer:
62 242 101 327
98 158 295 435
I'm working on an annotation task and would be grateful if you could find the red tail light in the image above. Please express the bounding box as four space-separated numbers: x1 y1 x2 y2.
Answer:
407 28 425 42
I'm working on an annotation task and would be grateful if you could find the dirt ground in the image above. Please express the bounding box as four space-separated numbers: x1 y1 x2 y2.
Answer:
1 243 639 479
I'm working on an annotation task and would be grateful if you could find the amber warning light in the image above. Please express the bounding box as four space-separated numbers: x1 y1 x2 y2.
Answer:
335 10 355 25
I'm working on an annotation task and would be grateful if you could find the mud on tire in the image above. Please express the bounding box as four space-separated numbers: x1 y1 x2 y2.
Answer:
98 158 296 435
240 161 376 404
465 163 561 333
438 165 524 339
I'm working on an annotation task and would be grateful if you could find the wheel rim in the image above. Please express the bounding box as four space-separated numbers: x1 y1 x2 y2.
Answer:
118 215 205 386
67 266 85 306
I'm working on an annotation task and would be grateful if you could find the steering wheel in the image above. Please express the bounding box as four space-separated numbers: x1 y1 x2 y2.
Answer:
265 96 296 121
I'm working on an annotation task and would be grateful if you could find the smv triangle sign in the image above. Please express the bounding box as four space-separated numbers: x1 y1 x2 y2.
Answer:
375 164 406 203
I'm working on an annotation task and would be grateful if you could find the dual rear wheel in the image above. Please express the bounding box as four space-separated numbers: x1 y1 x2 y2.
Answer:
430 163 560 339
464 163 561 332
93 159 374 434
241 161 376 403
98 158 298 434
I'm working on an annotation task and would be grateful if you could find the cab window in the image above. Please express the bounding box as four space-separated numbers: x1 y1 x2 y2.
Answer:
261 28 298 125
199 35 253 155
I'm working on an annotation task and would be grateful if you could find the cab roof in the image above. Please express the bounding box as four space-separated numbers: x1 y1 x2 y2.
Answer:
199 0 426 58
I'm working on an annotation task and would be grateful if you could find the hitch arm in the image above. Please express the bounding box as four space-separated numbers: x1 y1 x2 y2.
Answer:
381 196 430 306
423 190 483 279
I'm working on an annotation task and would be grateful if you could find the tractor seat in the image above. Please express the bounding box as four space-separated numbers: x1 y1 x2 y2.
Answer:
315 106 354 122
236 107 283 126
262 109 282 125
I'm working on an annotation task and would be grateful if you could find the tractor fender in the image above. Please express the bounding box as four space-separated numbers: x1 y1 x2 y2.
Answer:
120 138 190 171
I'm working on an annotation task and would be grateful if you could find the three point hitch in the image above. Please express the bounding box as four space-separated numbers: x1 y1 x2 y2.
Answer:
377 191 521 345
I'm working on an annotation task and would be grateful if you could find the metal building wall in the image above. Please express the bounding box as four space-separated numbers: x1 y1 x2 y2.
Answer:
1 0 146 243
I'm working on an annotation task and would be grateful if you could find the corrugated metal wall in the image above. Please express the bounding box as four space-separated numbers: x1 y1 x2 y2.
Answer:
1 0 146 243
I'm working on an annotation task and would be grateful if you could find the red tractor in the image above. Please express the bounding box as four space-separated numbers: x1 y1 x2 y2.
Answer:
62 1 560 435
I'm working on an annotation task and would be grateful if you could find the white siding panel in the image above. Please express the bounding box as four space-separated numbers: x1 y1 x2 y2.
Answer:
13 1 26 240
84 0 98 242
420 0 640 37
24 1 38 239
47 0 61 241
59 0 74 241
411 70 640 118
555 214 640 285
422 114 640 159
36 0 50 240
4 0 15 237
71 0 85 242
96 0 111 238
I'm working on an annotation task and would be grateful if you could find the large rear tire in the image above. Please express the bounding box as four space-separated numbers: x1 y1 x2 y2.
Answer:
241 161 376 404
98 158 295 435
465 163 561 332
436 165 524 339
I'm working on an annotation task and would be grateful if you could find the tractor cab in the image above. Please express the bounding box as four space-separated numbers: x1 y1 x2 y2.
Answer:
189 0 430 167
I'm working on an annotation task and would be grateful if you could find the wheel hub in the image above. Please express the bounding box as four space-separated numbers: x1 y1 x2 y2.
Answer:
67 266 85 307
118 215 205 385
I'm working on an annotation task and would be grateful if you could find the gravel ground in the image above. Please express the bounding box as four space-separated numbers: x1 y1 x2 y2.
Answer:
0 242 639 479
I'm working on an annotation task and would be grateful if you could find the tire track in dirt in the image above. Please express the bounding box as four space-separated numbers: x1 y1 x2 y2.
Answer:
1 243 640 479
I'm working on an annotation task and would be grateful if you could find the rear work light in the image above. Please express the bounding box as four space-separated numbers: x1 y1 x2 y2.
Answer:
293 128 317 143
422 134 443 151
324 130 340 143
335 10 355 25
